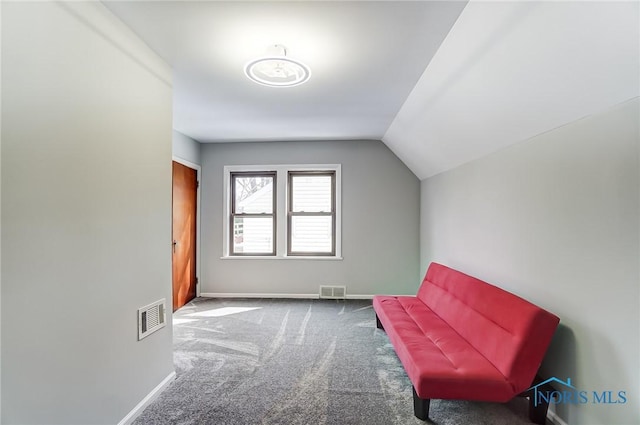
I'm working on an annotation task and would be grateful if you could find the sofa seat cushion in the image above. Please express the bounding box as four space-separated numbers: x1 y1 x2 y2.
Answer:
374 295 515 401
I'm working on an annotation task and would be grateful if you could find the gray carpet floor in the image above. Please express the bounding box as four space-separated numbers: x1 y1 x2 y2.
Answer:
133 298 539 425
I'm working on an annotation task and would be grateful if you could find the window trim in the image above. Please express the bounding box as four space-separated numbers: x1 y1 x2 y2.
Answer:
287 171 336 257
229 171 277 256
222 164 342 259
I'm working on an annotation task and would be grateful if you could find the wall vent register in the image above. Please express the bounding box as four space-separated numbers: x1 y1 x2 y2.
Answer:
319 285 346 299
138 299 166 340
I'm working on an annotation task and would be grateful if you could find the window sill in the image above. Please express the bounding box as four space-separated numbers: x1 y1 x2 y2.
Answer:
221 255 343 261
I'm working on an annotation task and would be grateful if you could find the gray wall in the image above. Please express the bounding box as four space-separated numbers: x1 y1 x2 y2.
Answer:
201 140 420 296
0 3 3 417
173 130 201 166
1 3 174 424
420 99 639 425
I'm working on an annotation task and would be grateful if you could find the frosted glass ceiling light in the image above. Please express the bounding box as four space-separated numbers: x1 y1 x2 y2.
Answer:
245 44 310 87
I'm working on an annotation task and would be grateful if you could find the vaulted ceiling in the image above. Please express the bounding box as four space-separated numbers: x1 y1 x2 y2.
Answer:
104 1 639 180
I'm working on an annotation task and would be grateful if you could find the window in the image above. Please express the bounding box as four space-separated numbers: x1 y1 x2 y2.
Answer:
223 165 341 259
230 172 276 255
288 172 335 256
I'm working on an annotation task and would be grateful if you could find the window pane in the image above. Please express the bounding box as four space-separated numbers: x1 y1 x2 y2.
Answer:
291 216 332 253
234 176 273 214
233 217 273 254
291 175 332 212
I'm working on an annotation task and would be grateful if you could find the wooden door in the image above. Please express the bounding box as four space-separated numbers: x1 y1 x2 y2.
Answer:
172 161 198 311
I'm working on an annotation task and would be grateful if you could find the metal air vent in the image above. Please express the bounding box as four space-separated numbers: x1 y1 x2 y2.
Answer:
319 285 346 299
138 299 166 340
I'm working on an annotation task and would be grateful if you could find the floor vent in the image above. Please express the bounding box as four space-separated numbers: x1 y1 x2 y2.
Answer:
138 299 166 340
319 285 347 299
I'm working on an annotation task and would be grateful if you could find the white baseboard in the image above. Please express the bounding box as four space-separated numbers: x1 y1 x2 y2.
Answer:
547 409 569 425
200 293 375 300
345 294 375 299
200 292 318 299
117 371 176 425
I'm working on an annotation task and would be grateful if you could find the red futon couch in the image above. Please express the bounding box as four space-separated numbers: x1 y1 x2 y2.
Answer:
373 263 559 423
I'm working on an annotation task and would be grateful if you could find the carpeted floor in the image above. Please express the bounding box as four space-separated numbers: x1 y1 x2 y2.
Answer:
133 298 538 425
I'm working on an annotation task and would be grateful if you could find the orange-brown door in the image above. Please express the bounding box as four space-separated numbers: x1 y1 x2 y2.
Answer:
172 161 197 311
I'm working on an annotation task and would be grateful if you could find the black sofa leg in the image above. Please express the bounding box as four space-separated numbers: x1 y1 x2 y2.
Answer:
412 387 431 421
528 394 550 425
520 375 553 424
376 314 384 330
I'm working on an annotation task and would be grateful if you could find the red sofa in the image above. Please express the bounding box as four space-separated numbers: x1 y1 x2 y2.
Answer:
373 263 559 423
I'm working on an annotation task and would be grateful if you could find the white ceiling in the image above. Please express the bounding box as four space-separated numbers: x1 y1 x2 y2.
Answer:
103 1 467 143
104 1 639 180
384 1 640 179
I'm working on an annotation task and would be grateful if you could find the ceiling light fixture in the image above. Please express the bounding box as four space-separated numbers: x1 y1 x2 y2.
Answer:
245 44 311 87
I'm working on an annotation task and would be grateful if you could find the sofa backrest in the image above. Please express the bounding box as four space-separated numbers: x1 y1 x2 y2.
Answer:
416 263 559 393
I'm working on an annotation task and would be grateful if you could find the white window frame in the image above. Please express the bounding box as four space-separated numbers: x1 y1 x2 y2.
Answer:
287 171 336 257
222 164 342 259
229 171 277 256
